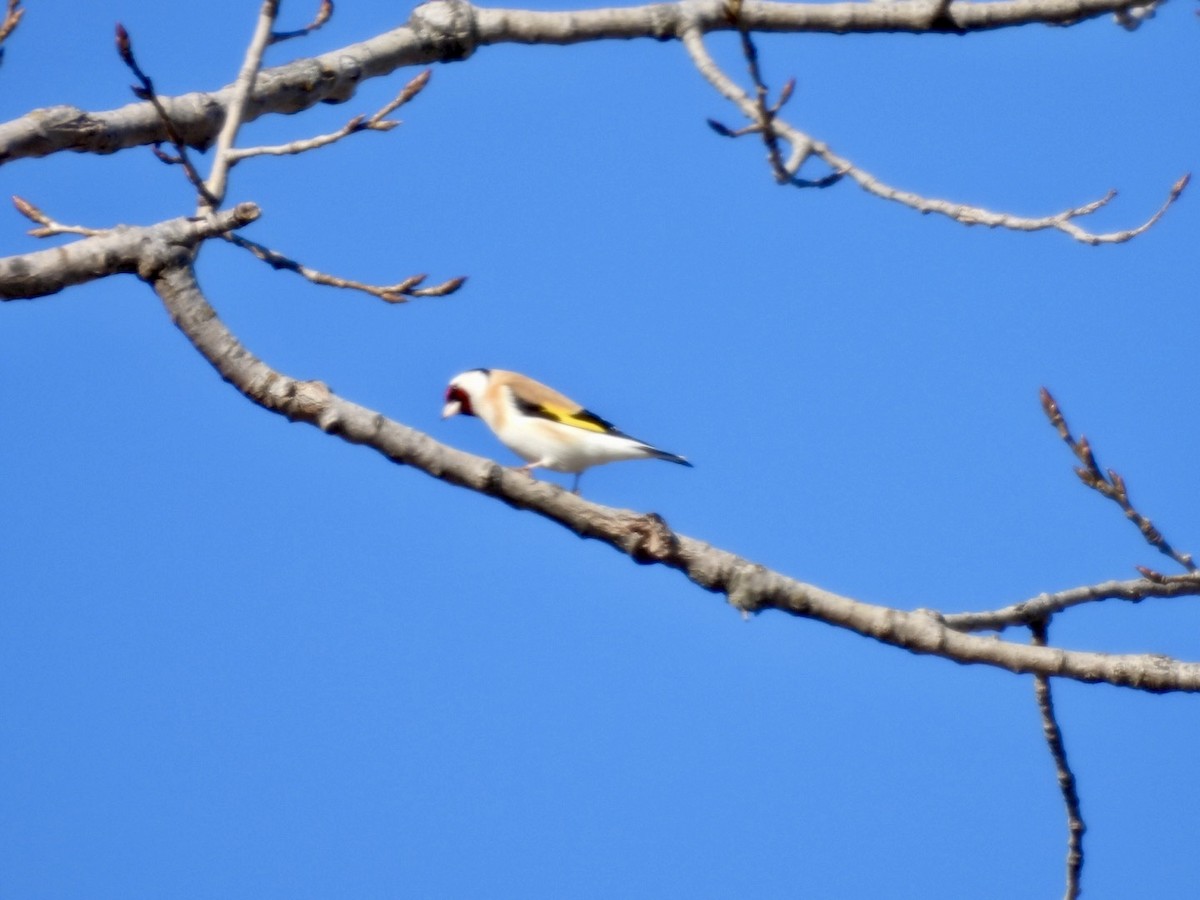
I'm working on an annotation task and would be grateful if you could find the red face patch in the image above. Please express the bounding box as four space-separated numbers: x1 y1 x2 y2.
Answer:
445 385 474 416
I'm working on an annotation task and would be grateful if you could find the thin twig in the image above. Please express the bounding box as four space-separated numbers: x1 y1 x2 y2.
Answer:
1041 387 1195 571
114 24 218 206
270 0 333 44
226 233 466 302
202 0 281 210
681 22 1188 244
0 0 23 48
1030 619 1085 900
11 195 102 238
942 572 1200 633
226 70 431 164
723 0 792 183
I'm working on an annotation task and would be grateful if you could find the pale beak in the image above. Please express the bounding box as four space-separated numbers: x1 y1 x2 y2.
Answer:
441 400 462 419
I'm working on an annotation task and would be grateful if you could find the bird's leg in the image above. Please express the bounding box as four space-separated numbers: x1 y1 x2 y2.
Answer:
571 473 582 495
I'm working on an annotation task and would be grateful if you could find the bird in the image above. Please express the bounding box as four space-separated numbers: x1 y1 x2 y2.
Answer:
441 368 692 493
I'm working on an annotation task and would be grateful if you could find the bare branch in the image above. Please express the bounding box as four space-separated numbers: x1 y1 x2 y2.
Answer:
202 0 281 210
225 232 466 303
824 162 1187 245
146 261 1200 694
225 70 431 165
943 573 1200 633
114 23 217 206
1041 387 1196 571
1030 619 1086 900
682 20 1188 244
0 1 1170 168
270 0 334 44
11 195 102 238
0 204 260 301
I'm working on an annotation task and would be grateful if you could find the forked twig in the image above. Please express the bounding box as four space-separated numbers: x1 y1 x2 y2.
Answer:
11 195 102 238
226 70 431 164
1030 619 1085 900
722 0 793 183
114 23 218 206
1040 387 1195 571
226 233 466 303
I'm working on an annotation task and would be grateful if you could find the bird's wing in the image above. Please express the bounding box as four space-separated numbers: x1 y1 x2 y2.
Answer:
496 371 624 435
512 394 621 435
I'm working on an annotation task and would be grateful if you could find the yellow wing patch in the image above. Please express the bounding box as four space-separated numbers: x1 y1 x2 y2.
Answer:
515 396 617 434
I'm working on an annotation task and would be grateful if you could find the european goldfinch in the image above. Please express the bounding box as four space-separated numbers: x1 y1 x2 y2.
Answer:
442 368 692 493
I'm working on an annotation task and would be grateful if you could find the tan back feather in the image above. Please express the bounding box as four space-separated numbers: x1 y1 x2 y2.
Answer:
489 370 585 414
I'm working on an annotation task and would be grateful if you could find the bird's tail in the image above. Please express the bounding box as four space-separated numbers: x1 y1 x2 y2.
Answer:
646 446 693 467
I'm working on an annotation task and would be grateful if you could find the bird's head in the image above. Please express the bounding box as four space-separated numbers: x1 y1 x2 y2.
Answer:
441 369 490 419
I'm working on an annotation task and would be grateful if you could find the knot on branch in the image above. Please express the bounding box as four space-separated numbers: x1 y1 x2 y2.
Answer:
136 233 194 282
294 379 333 418
408 0 479 62
726 565 769 614
647 3 682 40
621 512 679 565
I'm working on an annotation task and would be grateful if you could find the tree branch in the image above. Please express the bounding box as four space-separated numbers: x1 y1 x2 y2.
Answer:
145 261 1200 694
114 23 217 205
0 204 260 300
0 1 1167 166
682 18 1188 244
1041 387 1196 571
1031 619 1086 900
225 231 465 302
943 573 1200 633
202 0 281 210
224 70 431 165
12 195 103 238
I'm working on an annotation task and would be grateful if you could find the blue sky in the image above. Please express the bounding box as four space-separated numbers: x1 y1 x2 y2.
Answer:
2 1 1198 897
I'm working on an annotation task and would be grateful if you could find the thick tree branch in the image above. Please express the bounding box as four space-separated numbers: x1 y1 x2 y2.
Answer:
146 261 1200 694
0 1 1166 167
0 204 260 300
